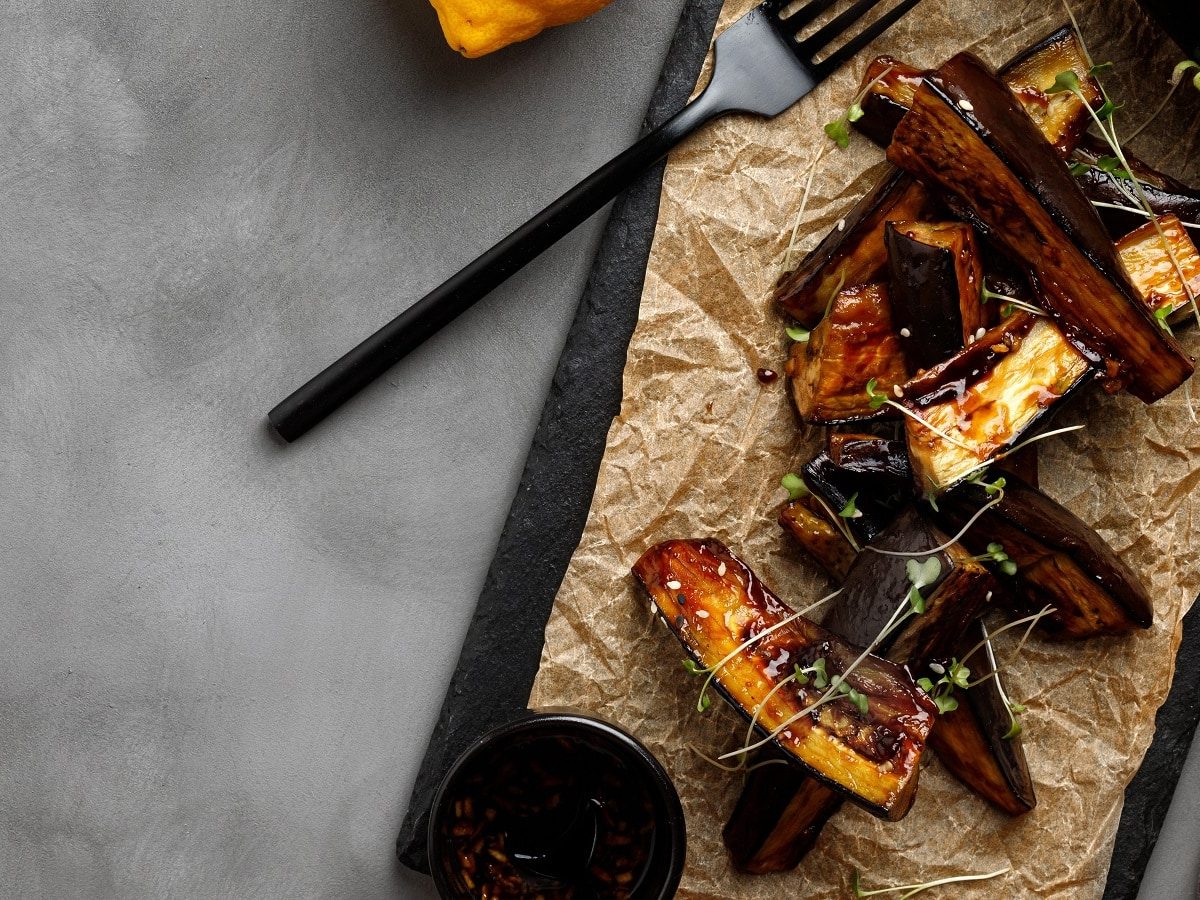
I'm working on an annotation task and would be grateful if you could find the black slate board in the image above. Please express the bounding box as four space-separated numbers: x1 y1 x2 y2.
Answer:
396 1 1200 893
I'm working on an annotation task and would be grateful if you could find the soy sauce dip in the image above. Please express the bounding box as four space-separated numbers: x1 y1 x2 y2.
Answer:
428 715 685 900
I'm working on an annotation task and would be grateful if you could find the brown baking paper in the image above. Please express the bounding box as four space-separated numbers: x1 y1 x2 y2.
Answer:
528 0 1200 895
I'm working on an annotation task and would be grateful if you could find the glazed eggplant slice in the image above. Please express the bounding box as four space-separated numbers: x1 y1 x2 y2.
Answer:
827 432 913 484
936 473 1153 637
927 618 1036 816
779 496 858 581
823 507 997 668
1073 136 1200 238
633 539 936 819
1116 214 1200 324
802 444 912 545
774 170 935 326
852 26 1101 155
785 282 908 424
887 52 1194 402
723 764 842 874
885 221 986 370
900 313 1097 495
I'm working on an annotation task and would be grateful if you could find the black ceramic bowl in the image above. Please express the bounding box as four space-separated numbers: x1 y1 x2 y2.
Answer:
427 712 686 899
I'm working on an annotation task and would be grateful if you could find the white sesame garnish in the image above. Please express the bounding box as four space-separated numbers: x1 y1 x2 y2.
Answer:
836 218 846 232
893 384 904 398
665 579 681 590
696 609 710 619
899 327 912 337
929 662 946 674
958 99 975 111
985 591 994 602
975 326 987 340
717 561 727 577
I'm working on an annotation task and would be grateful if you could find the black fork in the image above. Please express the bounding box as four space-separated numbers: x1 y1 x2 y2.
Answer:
268 0 923 441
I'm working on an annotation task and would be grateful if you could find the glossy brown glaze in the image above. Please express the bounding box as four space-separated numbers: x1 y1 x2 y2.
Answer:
774 170 935 326
928 618 1037 816
1073 135 1200 237
885 221 985 371
786 282 909 425
853 56 924 147
633 539 936 819
778 497 858 581
1116 215 1200 323
887 52 1194 402
936 473 1154 637
827 433 913 483
801 447 912 545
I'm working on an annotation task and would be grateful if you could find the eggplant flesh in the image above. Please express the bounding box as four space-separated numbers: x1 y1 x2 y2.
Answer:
887 52 1193 403
786 282 908 425
886 221 986 371
1116 215 1200 324
936 473 1154 637
901 313 1096 495
774 170 935 327
778 497 858 581
633 539 936 819
927 618 1036 816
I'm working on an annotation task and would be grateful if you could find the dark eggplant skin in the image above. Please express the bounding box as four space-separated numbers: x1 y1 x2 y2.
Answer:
928 618 1036 816
936 473 1154 638
827 433 913 483
887 53 1194 403
633 539 937 820
802 447 912 545
1075 144 1200 239
774 169 935 327
853 56 924 147
778 496 858 581
723 765 842 874
885 221 985 371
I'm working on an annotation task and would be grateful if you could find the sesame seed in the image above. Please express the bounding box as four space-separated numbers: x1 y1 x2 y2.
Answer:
958 99 975 111
893 384 904 399
975 327 987 340
717 562 727 577
930 662 946 674
899 327 912 337
696 610 710 619
985 591 994 602
666 580 681 590
836 218 846 232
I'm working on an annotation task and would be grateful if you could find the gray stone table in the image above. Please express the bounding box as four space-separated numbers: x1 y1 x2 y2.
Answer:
1 1 1195 898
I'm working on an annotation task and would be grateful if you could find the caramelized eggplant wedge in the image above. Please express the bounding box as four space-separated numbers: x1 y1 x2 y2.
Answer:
1116 214 1200 324
996 25 1101 157
774 170 935 326
802 444 912 545
928 619 1036 816
1073 137 1200 238
887 52 1194 402
779 496 858 581
723 764 842 874
936 473 1153 637
827 432 913 483
901 313 1097 495
886 221 986 370
823 507 996 667
633 539 936 819
786 282 908 424
853 26 1101 155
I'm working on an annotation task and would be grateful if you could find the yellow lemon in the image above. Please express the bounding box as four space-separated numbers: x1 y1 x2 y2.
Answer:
428 0 616 58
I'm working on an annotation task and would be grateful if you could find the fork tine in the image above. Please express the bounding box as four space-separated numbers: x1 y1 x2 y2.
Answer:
809 0 922 78
778 0 840 30
794 0 885 52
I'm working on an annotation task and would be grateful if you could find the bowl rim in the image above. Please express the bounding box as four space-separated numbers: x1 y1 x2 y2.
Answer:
426 710 687 899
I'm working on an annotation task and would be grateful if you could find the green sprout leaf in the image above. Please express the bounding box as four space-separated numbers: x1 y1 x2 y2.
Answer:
1089 61 1115 77
1003 718 1023 739
824 119 851 149
1154 304 1175 334
785 323 811 342
1094 155 1131 180
907 586 926 615
1047 69 1082 95
847 102 865 123
699 692 712 712
934 694 959 714
1000 560 1018 576
1173 60 1200 86
906 557 942 590
1068 160 1090 177
838 493 862 520
847 687 869 716
683 659 703 676
1009 701 1027 715
1096 98 1122 120
917 677 935 693
793 663 809 686
864 377 889 411
781 472 809 500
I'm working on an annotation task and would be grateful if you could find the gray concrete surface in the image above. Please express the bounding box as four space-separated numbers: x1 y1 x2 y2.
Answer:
0 1 687 897
3 1 1198 898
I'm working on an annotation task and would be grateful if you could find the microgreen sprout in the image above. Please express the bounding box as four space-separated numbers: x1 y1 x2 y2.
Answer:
781 143 827 273
904 557 942 615
871 475 1007 558
971 541 1018 576
1088 200 1200 232
865 378 977 452
839 493 863 520
810 490 863 553
947 423 1087 488
1126 60 1200 143
785 323 811 343
824 65 896 149
794 657 829 689
1154 303 1174 335
781 472 809 500
980 620 1027 739
917 657 970 714
852 866 1011 898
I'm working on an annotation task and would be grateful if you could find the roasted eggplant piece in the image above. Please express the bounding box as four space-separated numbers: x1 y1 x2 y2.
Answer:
900 313 1097 495
778 496 858 581
634 539 936 819
802 443 912 545
774 170 935 326
1116 214 1200 324
936 473 1153 637
827 432 913 483
852 26 1101 155
785 282 908 424
885 221 986 370
1074 137 1200 238
726 508 997 872
887 52 1194 402
927 618 1036 816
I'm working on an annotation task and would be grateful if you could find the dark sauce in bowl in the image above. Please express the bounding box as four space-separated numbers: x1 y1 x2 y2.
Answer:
429 715 685 900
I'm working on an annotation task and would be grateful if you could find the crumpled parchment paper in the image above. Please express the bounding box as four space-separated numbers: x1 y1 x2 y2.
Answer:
528 0 1200 895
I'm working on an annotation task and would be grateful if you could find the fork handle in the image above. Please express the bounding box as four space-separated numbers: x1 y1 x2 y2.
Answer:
268 86 734 442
